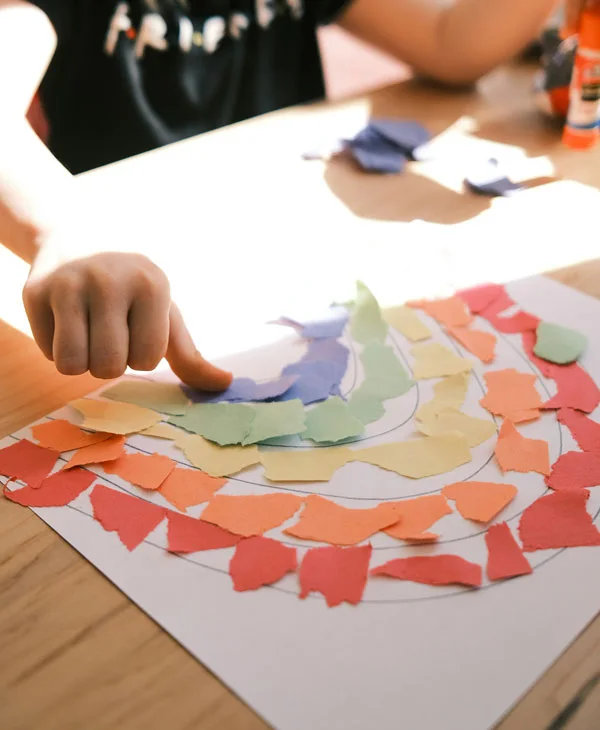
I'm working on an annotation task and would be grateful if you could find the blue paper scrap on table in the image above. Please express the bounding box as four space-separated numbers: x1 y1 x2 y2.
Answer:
348 118 431 174
464 158 523 197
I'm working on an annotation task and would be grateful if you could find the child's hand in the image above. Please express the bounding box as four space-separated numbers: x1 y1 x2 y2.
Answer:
22 249 233 391
565 0 600 36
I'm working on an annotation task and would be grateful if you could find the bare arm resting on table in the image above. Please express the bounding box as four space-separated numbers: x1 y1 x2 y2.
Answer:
338 0 561 85
0 0 231 389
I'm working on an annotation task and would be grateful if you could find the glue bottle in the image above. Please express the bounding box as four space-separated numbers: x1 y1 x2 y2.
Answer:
563 6 600 149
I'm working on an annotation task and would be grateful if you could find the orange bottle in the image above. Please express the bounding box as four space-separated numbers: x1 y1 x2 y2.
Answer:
563 6 600 149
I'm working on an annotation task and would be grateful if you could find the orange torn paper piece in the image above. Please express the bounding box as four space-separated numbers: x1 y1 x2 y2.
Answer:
284 495 402 546
178 434 260 477
64 435 126 469
200 493 304 537
31 419 112 452
382 305 431 342
357 433 471 479
70 398 162 434
480 369 543 423
409 296 472 327
260 447 352 482
495 420 550 476
416 372 470 422
103 452 176 490
447 326 496 363
158 467 226 511
412 343 473 380
383 495 452 541
90 484 166 551
442 481 517 523
229 536 297 592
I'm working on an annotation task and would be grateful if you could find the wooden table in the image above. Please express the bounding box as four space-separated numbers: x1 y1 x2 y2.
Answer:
2 63 600 730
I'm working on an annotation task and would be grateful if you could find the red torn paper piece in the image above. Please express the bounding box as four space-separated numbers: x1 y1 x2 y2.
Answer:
0 439 59 489
495 420 550 475
384 495 452 541
558 409 600 452
545 365 600 413
546 450 600 490
457 283 511 314
64 434 126 469
480 369 543 422
31 419 111 452
158 467 226 512
482 309 540 334
200 493 304 537
485 522 532 581
90 484 167 550
518 489 600 551
447 326 496 363
229 536 297 591
410 296 472 327
442 481 517 522
4 468 96 507
103 452 175 490
167 510 241 552
371 555 482 587
299 544 372 607
284 495 402 546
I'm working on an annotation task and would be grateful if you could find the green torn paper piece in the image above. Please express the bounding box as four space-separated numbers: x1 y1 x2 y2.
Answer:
534 321 588 365
303 396 364 443
348 388 386 425
102 379 189 416
169 403 256 445
360 342 413 399
242 399 306 445
350 281 388 345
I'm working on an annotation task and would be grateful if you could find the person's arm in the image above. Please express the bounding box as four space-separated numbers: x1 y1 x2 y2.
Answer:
338 0 559 85
0 0 231 389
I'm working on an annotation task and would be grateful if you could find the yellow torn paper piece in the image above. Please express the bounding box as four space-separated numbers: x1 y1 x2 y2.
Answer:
383 305 431 342
139 423 183 441
69 398 161 435
178 433 260 477
412 343 473 380
260 447 352 482
417 408 496 447
416 372 470 422
356 433 471 478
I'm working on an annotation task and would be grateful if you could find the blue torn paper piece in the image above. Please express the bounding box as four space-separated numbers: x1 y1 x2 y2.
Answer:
277 339 350 406
349 126 407 174
275 306 348 340
302 338 350 383
464 158 523 197
184 374 298 404
369 118 431 154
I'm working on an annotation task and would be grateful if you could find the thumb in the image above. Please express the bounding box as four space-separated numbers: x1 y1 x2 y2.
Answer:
166 302 233 392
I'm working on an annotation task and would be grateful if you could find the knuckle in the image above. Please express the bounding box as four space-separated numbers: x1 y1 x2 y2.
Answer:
55 356 88 377
90 361 126 380
128 343 166 372
52 270 83 299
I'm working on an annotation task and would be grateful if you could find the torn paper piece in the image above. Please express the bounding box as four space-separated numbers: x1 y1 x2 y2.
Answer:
347 389 386 425
103 452 175 490
544 364 600 413
299 544 372 607
31 419 112 452
70 398 162 435
457 283 510 314
274 306 348 340
417 408 496 447
442 481 517 522
412 343 473 379
139 423 183 441
303 397 364 444
545 450 600 490
169 402 256 445
200 493 304 537
557 409 600 453
0 439 59 489
64 434 126 469
410 296 472 327
383 495 452 541
447 326 496 363
350 281 388 345
382 305 431 342
260 447 352 482
243 400 306 445
371 555 482 587
284 495 402 546
480 369 543 422
495 420 550 475
518 489 600 551
485 522 532 581
534 322 587 365
359 342 414 399
229 536 297 591
184 374 298 404
90 484 166 551
158 467 226 511
4 468 96 507
416 372 470 422
178 434 260 477
102 379 189 415
167 510 241 553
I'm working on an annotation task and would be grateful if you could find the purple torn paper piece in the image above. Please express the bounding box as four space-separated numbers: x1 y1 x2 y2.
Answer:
349 127 408 174
464 158 523 197
277 340 350 405
369 118 431 154
184 374 299 404
274 306 348 340
302 338 350 381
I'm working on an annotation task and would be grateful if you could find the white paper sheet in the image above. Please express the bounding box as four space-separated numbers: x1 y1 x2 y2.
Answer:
3 275 600 730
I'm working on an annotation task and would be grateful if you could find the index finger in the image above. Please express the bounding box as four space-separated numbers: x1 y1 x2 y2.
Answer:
165 302 233 392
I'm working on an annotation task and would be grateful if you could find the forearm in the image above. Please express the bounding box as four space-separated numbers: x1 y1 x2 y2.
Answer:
436 0 559 82
0 118 73 264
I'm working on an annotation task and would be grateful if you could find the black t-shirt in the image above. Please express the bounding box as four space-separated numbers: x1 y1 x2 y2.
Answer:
30 0 350 173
